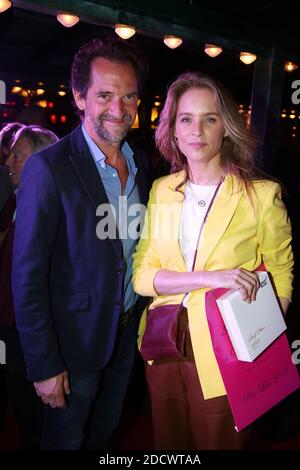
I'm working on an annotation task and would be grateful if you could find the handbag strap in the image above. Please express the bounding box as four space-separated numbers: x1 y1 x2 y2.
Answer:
181 175 225 305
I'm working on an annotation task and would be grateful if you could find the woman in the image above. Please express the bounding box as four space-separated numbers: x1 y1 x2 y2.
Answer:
0 122 23 432
0 123 23 213
0 122 23 165
0 124 58 448
132 72 293 450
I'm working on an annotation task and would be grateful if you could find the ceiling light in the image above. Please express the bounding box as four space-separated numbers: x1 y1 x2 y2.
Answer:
37 100 48 109
240 52 257 65
0 0 11 13
57 13 80 28
204 44 222 58
21 89 29 98
163 35 183 49
284 61 298 72
11 86 22 94
114 24 136 39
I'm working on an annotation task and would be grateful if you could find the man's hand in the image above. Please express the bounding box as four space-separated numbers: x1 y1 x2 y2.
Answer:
34 370 70 408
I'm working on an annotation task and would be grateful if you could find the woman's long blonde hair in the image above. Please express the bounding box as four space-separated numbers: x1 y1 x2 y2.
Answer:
155 72 261 193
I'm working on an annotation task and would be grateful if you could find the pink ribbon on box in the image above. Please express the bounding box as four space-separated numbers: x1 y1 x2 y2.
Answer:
205 286 300 431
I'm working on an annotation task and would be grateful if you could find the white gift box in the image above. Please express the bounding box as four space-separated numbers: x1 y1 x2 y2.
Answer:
216 271 287 361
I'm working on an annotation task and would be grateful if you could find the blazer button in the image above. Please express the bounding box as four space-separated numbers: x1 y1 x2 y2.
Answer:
113 300 122 307
114 268 122 273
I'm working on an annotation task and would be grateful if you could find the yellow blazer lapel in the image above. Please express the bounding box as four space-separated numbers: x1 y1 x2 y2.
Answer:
195 174 244 270
164 172 187 271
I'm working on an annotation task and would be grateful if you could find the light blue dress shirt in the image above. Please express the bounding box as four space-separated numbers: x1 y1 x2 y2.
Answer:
81 125 140 312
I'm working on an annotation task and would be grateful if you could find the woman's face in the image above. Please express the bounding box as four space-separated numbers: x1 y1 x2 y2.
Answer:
174 87 227 169
5 136 32 188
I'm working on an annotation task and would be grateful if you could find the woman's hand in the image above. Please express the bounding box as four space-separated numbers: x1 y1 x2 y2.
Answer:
203 269 260 302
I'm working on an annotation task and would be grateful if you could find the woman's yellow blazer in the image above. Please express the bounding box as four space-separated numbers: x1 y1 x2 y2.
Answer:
133 172 293 399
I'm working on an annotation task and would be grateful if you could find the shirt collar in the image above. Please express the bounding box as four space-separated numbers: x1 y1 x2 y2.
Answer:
81 124 135 171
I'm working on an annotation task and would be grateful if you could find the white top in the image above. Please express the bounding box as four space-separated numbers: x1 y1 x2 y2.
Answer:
180 182 217 272
179 182 217 307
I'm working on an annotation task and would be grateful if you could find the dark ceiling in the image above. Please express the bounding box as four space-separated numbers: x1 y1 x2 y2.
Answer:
0 1 300 107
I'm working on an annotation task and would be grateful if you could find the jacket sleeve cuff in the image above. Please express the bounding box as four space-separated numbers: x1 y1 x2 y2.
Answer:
133 267 161 297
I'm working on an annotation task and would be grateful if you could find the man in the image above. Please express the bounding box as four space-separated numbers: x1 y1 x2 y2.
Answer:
12 38 149 450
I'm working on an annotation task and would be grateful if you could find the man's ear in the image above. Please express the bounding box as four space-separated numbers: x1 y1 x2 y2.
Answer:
72 88 85 111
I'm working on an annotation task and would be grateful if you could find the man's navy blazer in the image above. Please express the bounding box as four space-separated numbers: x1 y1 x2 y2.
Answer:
12 125 149 382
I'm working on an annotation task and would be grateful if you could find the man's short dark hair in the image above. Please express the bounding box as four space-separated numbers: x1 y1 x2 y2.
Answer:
71 37 149 101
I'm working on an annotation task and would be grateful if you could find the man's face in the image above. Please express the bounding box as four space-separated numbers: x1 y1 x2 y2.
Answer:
73 57 139 145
